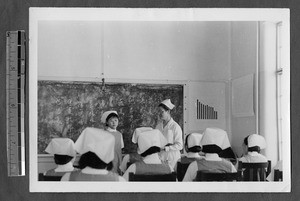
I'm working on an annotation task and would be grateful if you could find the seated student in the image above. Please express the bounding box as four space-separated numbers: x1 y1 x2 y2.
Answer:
176 133 204 181
101 111 124 174
61 127 126 181
240 135 250 157
44 138 77 176
213 128 237 163
182 127 237 182
179 133 204 164
238 134 268 163
123 129 172 181
119 127 152 174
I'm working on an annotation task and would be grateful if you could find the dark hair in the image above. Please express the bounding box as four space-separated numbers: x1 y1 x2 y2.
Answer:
243 135 250 146
248 146 261 153
140 146 161 157
54 154 74 165
158 103 171 111
105 113 119 126
202 145 222 154
78 151 113 170
187 146 202 153
184 134 202 153
218 147 237 159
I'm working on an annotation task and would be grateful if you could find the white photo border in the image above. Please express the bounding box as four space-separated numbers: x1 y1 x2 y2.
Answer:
29 8 290 192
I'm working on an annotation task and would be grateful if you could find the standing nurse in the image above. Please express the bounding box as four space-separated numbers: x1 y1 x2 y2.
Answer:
156 99 183 169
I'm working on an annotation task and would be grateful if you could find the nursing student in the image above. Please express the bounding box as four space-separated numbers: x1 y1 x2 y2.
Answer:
179 133 204 164
176 133 204 181
156 99 183 169
119 127 152 174
44 138 78 176
182 127 237 181
101 111 124 174
123 129 172 181
238 134 268 163
61 127 126 181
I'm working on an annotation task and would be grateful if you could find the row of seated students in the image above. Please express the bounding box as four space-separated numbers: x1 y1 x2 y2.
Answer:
41 127 279 182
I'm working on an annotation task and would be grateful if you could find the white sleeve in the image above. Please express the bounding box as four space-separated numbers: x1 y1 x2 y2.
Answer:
123 164 136 181
230 163 237 173
168 164 174 172
166 125 183 152
118 176 127 182
119 154 130 173
182 161 198 182
60 172 71 181
120 133 124 149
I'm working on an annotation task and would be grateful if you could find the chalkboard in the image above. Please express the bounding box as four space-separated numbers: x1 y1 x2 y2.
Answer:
38 80 183 154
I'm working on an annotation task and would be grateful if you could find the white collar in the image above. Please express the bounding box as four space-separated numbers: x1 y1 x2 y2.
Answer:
55 161 74 172
143 153 162 164
81 166 109 175
162 118 174 128
186 152 202 158
247 151 260 156
204 153 222 161
107 127 117 132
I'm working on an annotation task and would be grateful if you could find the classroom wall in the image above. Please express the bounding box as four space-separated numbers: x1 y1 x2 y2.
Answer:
102 21 231 81
229 21 280 165
38 21 231 82
230 22 258 156
259 22 279 165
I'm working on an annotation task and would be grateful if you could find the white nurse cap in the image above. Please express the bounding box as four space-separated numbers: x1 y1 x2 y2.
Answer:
136 129 167 154
132 127 153 144
101 111 118 123
160 99 175 110
75 127 115 163
248 134 266 149
45 138 76 157
200 127 230 150
187 133 203 148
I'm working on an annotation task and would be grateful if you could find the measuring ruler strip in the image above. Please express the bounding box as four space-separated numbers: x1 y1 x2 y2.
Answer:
6 30 26 176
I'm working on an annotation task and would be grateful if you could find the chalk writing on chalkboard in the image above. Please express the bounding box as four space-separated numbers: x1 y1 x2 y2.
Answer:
38 80 183 154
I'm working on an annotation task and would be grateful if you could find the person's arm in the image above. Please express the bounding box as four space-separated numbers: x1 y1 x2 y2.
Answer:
182 161 198 182
118 176 127 182
119 154 130 173
120 132 124 149
60 172 71 181
230 163 237 173
165 125 183 152
123 164 136 181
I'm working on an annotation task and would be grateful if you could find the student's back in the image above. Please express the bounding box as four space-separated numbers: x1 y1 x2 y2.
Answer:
44 169 75 177
182 128 237 181
196 158 233 172
44 138 77 177
135 160 171 175
61 127 126 182
239 152 268 163
238 134 268 163
123 129 172 181
182 154 236 181
68 170 120 181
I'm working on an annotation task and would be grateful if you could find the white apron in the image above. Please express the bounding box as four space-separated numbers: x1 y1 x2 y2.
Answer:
156 118 183 168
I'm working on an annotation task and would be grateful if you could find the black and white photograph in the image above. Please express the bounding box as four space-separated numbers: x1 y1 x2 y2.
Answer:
29 8 290 192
